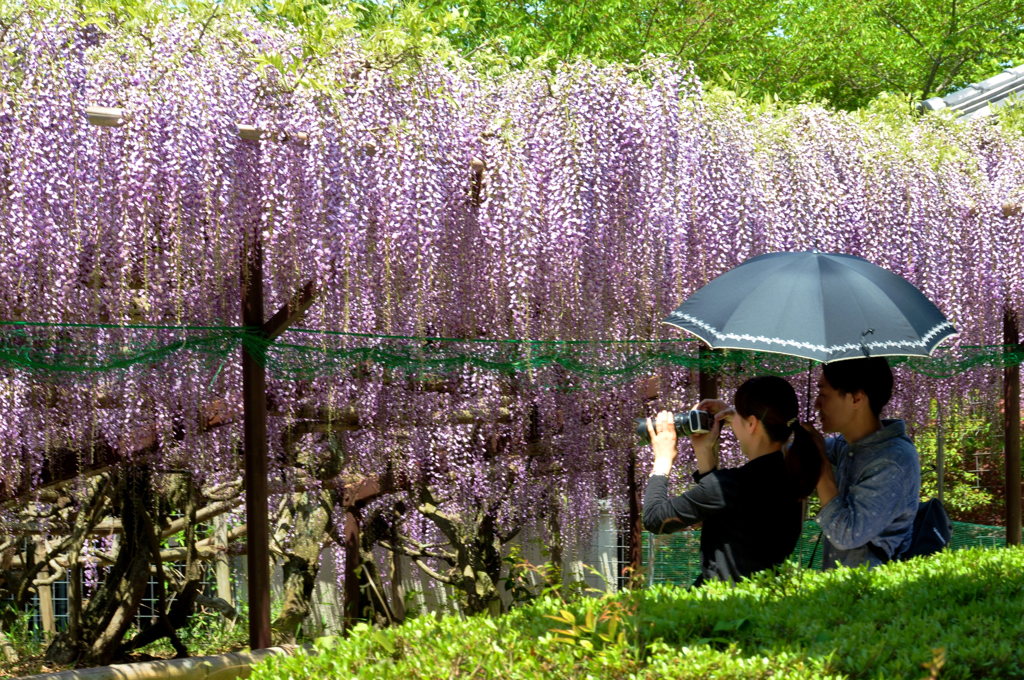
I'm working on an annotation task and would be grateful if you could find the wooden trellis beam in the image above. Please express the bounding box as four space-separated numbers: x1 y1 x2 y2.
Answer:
237 124 308 145
85 106 128 126
84 106 308 144
0 400 237 506
263 280 317 341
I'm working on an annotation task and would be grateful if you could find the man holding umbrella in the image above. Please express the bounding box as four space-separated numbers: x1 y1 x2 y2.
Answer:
663 251 957 568
812 356 920 567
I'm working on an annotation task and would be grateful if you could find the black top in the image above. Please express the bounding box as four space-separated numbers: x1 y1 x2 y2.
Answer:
642 450 802 585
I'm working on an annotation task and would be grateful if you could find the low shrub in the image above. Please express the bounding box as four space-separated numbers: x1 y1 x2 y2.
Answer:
251 546 1024 679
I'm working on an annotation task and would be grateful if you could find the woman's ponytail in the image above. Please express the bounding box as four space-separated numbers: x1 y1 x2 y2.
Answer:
786 423 823 500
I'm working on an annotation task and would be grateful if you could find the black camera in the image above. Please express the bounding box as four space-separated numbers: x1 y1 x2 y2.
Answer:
635 410 715 443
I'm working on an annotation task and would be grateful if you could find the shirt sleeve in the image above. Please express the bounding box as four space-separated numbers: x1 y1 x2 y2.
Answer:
642 472 731 535
815 458 908 550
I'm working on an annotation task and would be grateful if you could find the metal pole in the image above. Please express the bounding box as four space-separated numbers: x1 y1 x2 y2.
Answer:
242 228 272 649
626 451 643 586
801 359 815 549
1004 309 1022 546
936 402 945 504
805 360 814 421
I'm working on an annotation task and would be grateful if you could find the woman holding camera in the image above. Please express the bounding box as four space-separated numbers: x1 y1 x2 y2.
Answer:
642 376 823 585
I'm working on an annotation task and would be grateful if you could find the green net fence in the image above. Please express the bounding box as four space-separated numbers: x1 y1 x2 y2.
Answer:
644 520 1009 586
2 321 1024 384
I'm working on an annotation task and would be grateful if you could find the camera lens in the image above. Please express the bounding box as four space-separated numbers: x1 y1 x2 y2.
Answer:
635 412 693 443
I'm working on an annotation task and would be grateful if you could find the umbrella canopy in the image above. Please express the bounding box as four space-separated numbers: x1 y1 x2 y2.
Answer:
664 251 957 363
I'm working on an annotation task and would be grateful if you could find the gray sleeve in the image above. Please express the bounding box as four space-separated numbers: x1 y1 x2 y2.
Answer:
642 473 731 535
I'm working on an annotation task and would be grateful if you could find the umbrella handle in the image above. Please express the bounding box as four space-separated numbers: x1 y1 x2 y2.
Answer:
805 360 814 422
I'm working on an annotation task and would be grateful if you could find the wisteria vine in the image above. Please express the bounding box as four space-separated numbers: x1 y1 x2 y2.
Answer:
1 5 1022 560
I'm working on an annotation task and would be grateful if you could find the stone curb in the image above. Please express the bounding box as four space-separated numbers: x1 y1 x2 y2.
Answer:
15 645 304 680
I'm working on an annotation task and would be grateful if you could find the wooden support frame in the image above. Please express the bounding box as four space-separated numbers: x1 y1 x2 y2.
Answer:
340 474 394 632
241 226 271 650
698 343 719 401
343 510 361 630
0 401 237 506
241 243 317 650
83 104 317 649
237 124 309 145
262 280 317 341
84 107 307 144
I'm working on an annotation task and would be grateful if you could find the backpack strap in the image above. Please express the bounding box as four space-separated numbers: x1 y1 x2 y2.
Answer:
866 541 890 564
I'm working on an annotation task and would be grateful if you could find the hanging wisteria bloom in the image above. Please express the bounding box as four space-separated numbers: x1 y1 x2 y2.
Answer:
0 3 1021 576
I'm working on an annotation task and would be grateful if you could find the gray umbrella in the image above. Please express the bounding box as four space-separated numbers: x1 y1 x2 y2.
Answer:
664 251 957 363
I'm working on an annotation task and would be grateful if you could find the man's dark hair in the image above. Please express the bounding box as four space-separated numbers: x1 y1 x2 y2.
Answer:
822 357 893 417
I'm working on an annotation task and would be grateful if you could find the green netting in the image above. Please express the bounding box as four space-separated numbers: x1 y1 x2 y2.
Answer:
1 321 1023 384
644 520 1010 586
0 321 243 374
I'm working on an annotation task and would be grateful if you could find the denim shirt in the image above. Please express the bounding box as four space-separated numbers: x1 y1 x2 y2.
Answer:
816 419 920 569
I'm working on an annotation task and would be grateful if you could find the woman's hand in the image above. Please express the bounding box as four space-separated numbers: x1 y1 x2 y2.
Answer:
799 422 828 460
647 411 678 476
695 398 736 428
692 399 730 473
802 423 838 507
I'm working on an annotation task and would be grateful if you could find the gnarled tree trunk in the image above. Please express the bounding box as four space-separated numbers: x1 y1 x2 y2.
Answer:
119 474 203 658
0 622 17 663
45 468 155 667
271 489 333 644
386 486 518 618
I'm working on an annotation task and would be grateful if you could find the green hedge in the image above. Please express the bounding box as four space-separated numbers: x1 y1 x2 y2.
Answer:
252 547 1024 679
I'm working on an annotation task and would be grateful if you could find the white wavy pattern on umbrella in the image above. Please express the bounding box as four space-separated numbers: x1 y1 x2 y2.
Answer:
666 314 957 355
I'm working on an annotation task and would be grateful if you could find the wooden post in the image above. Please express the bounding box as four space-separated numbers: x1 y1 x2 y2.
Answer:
34 541 55 636
388 530 405 622
626 451 643 586
67 553 81 647
213 515 233 609
337 475 394 631
343 510 361 630
242 228 272 650
1005 309 1022 546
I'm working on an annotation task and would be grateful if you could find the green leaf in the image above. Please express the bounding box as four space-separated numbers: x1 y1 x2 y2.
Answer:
372 631 395 655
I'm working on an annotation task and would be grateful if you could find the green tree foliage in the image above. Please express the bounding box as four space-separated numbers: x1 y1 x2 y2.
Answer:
4 0 1018 108
355 0 1024 109
915 401 999 523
